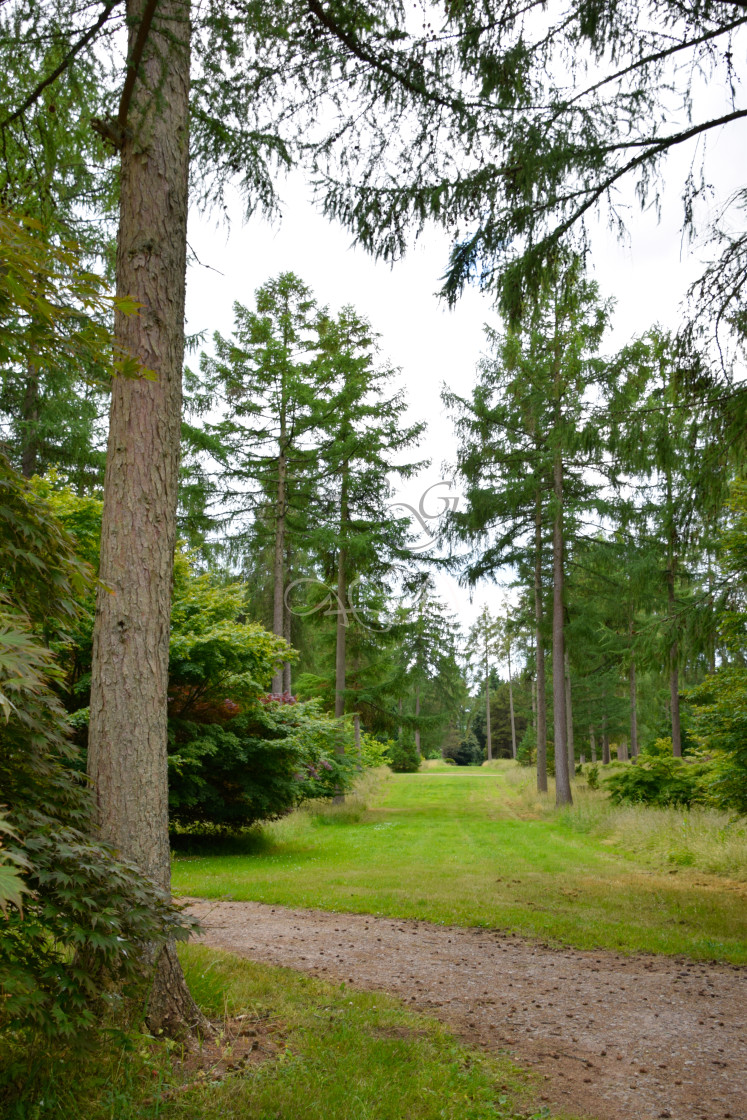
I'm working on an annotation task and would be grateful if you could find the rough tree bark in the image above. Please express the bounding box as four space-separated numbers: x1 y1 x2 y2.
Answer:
666 481 682 757
282 540 292 694
629 622 639 757
334 551 346 720
668 548 682 757
534 488 548 792
589 725 597 764
87 0 204 1035
334 463 349 722
353 711 362 770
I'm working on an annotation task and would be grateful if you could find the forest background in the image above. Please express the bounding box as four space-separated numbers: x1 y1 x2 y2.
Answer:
0 1 746 1112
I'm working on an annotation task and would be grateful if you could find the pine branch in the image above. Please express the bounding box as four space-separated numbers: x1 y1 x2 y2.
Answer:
0 0 123 131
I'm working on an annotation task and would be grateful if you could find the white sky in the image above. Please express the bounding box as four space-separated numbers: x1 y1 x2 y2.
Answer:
185 109 745 656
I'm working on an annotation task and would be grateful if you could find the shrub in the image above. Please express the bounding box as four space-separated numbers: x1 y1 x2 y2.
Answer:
442 730 482 766
169 697 355 830
689 667 747 814
604 752 712 809
388 737 421 772
0 456 192 1043
358 732 392 768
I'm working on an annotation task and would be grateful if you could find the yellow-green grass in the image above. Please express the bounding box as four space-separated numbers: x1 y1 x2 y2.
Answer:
1 945 568 1120
172 763 747 963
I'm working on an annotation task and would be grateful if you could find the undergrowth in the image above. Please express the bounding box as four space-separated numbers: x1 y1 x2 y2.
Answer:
503 764 747 880
0 944 563 1120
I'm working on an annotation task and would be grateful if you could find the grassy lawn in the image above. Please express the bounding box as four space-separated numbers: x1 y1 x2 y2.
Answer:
172 763 747 963
2 945 565 1120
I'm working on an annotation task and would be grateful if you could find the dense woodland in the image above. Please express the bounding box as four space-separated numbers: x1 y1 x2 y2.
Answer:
0 0 746 1112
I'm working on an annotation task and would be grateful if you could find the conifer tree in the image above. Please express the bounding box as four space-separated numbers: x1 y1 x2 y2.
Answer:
312 305 425 725
447 260 613 805
199 273 323 693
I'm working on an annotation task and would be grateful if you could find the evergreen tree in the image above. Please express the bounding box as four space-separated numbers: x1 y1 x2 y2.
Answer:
312 305 425 724
198 273 324 693
447 261 614 804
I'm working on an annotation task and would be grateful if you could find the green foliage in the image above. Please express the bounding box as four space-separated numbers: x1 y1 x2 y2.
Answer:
686 480 747 814
0 455 193 1043
442 729 482 767
169 697 354 830
388 736 421 773
167 557 354 828
585 764 599 791
359 732 392 768
689 668 747 815
604 753 712 809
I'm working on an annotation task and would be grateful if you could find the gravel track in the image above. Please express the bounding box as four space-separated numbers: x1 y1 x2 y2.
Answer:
186 898 747 1120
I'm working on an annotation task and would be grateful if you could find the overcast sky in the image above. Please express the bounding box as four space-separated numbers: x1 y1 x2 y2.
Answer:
184 108 744 651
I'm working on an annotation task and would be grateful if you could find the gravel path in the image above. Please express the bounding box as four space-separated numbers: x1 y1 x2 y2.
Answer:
187 898 747 1120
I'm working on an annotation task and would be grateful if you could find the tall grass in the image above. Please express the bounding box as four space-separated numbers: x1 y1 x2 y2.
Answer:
495 760 747 880
265 767 389 843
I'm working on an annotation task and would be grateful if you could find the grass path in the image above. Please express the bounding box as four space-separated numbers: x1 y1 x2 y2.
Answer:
172 765 747 963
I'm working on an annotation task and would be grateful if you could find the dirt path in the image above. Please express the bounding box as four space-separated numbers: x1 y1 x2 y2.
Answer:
187 899 746 1120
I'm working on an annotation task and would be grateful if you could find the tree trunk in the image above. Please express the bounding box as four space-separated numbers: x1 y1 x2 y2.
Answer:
629 657 639 757
552 453 572 806
564 648 574 776
333 557 346 807
670 647 681 757
590 725 597 764
87 0 202 1036
618 734 629 762
666 488 682 757
21 361 39 478
334 543 346 720
534 490 548 792
415 682 421 757
507 637 517 760
530 675 537 765
271 447 286 694
485 635 492 761
282 539 292 694
334 466 349 722
602 725 611 765
283 605 292 694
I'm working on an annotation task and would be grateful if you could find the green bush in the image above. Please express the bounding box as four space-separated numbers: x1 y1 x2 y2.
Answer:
604 752 711 809
586 764 600 791
359 732 393 768
0 456 191 1043
389 737 421 772
689 667 747 814
169 697 354 829
442 730 482 766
